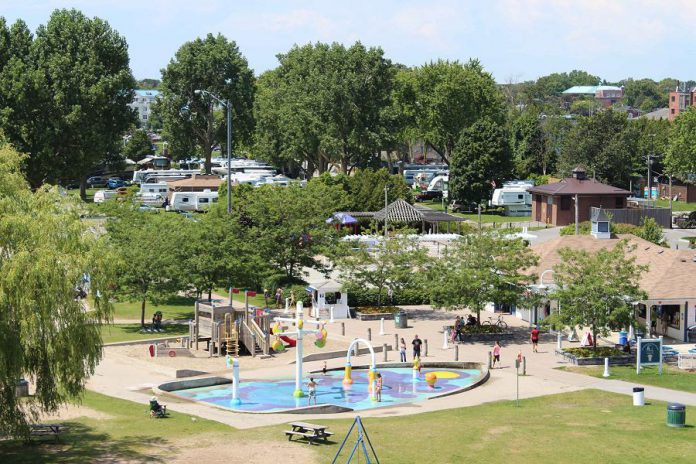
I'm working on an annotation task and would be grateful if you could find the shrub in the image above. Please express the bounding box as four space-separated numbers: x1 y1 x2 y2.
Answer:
563 347 625 358
263 274 306 294
354 306 399 314
459 324 503 334
345 285 430 307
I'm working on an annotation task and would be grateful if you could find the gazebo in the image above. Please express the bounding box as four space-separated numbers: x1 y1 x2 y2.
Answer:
371 199 466 233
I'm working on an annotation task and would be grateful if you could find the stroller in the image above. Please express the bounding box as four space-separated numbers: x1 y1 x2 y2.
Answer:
149 397 167 418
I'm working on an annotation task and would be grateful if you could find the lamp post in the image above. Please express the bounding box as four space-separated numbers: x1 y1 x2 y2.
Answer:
538 269 563 348
194 89 232 214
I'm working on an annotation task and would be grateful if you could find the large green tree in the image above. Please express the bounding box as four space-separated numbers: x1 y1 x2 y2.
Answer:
551 241 647 349
333 233 428 307
557 109 638 187
666 107 696 179
0 144 114 438
404 59 506 164
156 33 255 171
254 42 394 175
449 118 512 205
430 233 538 324
509 109 547 177
314 168 413 212
123 129 153 162
0 10 136 197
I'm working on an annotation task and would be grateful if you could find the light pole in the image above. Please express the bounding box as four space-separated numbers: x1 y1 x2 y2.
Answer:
538 269 563 348
194 89 232 214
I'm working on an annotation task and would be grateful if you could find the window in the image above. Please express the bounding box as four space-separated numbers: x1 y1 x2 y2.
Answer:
597 222 609 233
182 197 189 203
615 197 623 208
546 196 553 205
560 196 571 210
142 115 148 120
652 304 681 330
199 198 209 204
671 95 675 102
671 108 676 114
518 194 523 200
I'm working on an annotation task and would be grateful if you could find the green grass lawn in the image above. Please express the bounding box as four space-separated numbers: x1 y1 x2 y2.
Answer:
67 187 99 203
2 389 693 464
112 295 196 321
420 201 532 223
100 323 190 344
561 364 696 393
213 288 270 308
655 199 696 212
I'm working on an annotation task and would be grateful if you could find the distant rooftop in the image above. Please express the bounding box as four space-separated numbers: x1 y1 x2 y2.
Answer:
641 108 669 120
134 89 160 97
562 85 622 95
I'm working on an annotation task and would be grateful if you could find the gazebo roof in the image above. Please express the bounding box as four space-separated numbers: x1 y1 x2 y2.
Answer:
373 199 423 222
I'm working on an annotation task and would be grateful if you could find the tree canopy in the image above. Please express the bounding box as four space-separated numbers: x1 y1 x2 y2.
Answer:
254 42 395 175
403 59 506 164
551 241 647 348
666 107 696 179
429 233 538 324
0 10 135 197
449 118 512 205
314 168 413 212
156 33 255 170
123 129 153 162
0 144 114 438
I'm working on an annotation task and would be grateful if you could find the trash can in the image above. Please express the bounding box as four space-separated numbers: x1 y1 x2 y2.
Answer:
632 387 644 406
394 311 407 329
619 331 628 346
15 379 29 397
667 403 686 428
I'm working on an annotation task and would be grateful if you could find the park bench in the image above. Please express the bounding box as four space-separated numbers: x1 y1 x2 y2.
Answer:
285 421 333 445
29 423 68 442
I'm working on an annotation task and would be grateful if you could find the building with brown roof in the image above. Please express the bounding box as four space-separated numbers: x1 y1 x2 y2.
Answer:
166 175 223 201
526 234 696 342
528 167 631 226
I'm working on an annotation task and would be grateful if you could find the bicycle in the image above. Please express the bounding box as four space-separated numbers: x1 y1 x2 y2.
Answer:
482 314 508 330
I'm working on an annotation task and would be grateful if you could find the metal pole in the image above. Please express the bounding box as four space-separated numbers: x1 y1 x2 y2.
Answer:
367 328 372 341
424 339 428 357
574 194 579 235
669 175 673 213
455 344 459 361
384 186 388 238
383 344 388 362
226 99 232 214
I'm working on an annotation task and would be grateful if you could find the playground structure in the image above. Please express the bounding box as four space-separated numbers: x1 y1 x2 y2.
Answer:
343 338 378 400
273 301 328 397
307 280 350 319
189 299 272 357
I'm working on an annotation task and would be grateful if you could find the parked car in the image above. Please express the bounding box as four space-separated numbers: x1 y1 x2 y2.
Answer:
86 176 107 188
107 178 127 189
449 200 478 213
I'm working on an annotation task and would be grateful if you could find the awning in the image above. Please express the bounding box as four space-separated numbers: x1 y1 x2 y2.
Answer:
326 212 358 225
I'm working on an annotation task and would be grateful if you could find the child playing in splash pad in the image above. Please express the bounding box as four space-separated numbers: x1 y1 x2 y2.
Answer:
307 377 317 405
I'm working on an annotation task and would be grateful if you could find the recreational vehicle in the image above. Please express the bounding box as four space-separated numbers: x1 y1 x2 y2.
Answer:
491 181 534 216
167 190 219 212
132 169 200 184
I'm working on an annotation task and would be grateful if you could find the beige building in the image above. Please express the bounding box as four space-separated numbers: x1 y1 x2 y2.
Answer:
528 234 696 342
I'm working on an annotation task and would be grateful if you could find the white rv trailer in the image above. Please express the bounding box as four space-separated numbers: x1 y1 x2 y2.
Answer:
93 190 118 203
403 165 448 186
167 190 219 212
139 182 168 197
132 169 200 184
427 174 449 199
491 181 534 216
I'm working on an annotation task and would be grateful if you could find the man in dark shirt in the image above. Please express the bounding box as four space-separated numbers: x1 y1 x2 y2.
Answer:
412 335 423 360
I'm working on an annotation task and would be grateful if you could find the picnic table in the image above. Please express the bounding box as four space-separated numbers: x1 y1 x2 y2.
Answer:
285 421 333 445
29 424 68 442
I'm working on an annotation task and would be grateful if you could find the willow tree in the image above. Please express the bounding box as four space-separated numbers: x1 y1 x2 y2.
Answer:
0 145 114 438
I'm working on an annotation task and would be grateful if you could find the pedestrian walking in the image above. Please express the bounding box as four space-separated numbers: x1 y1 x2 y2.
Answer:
531 325 540 353
492 341 501 369
275 287 283 309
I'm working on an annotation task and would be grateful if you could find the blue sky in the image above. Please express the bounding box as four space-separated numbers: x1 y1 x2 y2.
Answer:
2 0 695 83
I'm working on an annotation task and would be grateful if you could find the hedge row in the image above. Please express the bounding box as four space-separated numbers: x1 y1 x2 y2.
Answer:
345 286 430 307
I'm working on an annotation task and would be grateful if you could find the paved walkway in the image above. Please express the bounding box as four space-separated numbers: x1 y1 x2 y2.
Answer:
87 308 696 429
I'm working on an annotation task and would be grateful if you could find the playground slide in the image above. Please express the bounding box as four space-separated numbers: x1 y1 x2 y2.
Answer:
279 335 297 347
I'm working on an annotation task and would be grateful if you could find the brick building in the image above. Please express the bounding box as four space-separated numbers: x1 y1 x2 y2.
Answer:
529 167 631 226
667 83 696 121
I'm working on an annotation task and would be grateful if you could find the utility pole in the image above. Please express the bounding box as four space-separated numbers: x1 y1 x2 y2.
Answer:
647 134 655 201
384 185 388 238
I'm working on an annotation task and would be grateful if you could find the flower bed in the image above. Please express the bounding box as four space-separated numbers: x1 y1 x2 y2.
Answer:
557 347 634 366
354 306 399 321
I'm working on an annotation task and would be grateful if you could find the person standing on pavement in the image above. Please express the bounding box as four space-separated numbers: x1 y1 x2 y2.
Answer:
412 335 422 360
531 325 540 353
399 337 407 362
492 341 501 368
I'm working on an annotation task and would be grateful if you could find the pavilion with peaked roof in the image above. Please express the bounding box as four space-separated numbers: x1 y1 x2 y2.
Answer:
345 199 467 233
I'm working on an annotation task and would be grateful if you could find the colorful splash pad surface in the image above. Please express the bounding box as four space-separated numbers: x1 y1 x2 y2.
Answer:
171 367 482 413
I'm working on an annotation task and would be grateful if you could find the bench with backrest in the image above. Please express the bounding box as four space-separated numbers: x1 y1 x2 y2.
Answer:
285 421 333 445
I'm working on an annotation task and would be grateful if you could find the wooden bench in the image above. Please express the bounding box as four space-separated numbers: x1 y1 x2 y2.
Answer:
29 424 68 442
285 422 333 445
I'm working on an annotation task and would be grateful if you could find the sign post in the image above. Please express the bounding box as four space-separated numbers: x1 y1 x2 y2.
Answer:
636 336 663 375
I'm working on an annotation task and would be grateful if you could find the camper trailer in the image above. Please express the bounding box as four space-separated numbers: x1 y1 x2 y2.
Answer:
491 181 534 216
168 190 219 212
132 169 200 184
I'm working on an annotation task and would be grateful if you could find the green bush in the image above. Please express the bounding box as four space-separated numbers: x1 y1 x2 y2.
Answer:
262 274 306 294
563 347 625 358
345 285 430 307
560 220 641 238
354 306 399 314
285 284 312 306
459 324 503 334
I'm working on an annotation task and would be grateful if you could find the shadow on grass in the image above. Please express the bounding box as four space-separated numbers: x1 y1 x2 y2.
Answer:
0 423 167 464
116 324 190 336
